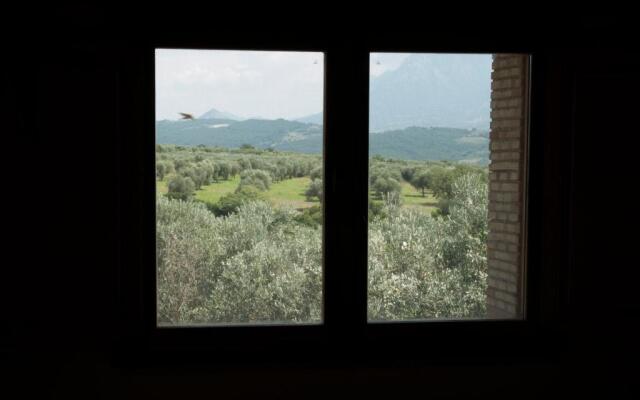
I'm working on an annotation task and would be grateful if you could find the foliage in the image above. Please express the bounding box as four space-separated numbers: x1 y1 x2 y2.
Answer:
371 176 402 198
166 175 195 201
157 198 322 324
156 119 488 162
205 186 264 217
156 145 490 324
410 169 430 197
294 205 323 228
305 179 323 202
237 169 272 192
368 173 488 320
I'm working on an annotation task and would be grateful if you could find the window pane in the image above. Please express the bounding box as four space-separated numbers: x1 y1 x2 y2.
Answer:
368 53 526 321
155 49 324 326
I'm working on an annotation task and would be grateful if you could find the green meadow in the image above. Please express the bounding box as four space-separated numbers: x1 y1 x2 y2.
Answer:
157 175 319 210
159 175 436 213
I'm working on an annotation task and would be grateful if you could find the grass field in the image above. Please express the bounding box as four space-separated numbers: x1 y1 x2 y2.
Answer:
264 177 318 209
398 181 438 214
158 176 437 214
157 176 318 209
194 176 241 204
369 181 438 214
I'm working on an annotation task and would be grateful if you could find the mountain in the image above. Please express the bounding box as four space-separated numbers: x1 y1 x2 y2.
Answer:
369 126 489 163
156 118 322 153
295 112 323 125
369 53 492 132
199 108 244 120
157 55 491 161
156 118 488 163
286 54 491 132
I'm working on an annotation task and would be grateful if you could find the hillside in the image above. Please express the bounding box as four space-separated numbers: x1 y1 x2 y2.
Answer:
370 126 489 163
156 119 488 163
199 108 244 120
369 53 492 132
156 118 322 152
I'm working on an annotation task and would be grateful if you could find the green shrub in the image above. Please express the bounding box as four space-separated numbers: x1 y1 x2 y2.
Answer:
207 186 264 217
295 205 323 228
305 179 323 202
166 175 195 201
237 169 272 191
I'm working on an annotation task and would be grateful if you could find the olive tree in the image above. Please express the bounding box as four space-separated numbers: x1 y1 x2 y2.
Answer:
237 169 272 191
166 175 196 201
305 179 323 202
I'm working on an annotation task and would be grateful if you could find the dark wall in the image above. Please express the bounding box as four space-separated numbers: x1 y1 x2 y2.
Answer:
3 8 639 399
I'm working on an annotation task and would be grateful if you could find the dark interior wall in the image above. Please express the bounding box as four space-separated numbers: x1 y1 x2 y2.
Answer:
3 8 639 399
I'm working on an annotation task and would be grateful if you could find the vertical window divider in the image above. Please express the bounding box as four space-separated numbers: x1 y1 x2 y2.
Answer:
323 44 370 348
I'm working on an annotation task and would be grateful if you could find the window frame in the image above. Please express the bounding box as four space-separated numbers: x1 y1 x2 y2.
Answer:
115 35 570 366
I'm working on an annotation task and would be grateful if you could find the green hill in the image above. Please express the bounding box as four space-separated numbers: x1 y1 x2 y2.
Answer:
156 119 488 163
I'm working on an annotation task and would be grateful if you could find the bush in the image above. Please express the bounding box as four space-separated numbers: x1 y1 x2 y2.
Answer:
166 175 195 201
305 179 323 202
310 166 322 181
237 169 272 191
295 205 323 228
367 172 488 320
368 200 387 221
371 176 401 198
156 198 322 324
207 186 263 217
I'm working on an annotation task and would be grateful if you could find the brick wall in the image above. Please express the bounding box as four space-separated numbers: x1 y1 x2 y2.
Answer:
486 54 529 318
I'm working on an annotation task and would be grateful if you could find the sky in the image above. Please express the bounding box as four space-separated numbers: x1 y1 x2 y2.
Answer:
369 53 410 77
155 49 409 121
156 49 324 121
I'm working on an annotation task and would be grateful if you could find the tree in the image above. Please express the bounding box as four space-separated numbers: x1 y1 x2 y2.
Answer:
410 170 430 197
310 166 322 181
166 175 195 201
237 169 272 191
216 161 231 180
401 166 418 182
207 186 263 216
181 166 208 190
372 176 401 198
305 179 323 202
156 162 167 181
294 205 322 228
229 162 241 178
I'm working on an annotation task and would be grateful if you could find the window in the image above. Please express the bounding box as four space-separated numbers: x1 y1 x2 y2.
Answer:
151 46 529 334
155 49 324 326
367 52 529 321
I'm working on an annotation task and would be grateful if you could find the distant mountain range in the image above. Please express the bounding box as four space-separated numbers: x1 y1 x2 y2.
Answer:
292 53 491 132
156 118 323 153
369 53 492 132
156 118 488 163
294 112 323 125
199 108 244 120
157 53 491 163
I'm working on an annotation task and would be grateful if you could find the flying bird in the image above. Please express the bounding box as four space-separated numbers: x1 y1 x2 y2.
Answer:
179 112 195 120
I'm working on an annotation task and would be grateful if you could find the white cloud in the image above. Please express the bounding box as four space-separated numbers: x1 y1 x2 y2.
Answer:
155 49 324 120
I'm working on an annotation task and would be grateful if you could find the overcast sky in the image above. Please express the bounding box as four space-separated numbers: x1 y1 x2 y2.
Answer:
156 49 325 121
369 53 410 77
155 49 409 121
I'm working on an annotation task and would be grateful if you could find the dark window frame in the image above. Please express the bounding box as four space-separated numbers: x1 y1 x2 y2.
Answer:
115 35 571 366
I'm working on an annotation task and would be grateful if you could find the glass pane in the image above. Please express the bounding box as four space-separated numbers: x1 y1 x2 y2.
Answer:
155 49 324 326
368 53 512 321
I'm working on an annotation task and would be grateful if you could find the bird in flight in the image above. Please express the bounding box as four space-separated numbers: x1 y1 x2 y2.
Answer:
179 112 195 120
